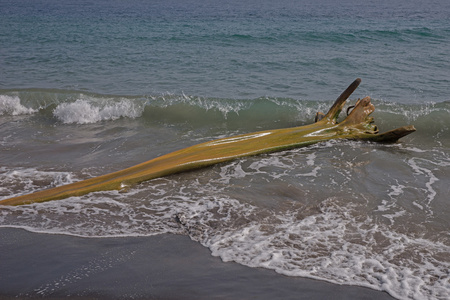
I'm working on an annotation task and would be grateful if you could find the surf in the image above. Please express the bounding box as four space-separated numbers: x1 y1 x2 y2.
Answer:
0 79 415 206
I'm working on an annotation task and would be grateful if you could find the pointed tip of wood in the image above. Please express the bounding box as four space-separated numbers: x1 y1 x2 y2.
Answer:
324 78 362 122
371 125 416 143
351 78 362 89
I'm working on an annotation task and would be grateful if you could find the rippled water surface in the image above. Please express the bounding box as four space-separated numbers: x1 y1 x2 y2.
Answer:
1 1 449 299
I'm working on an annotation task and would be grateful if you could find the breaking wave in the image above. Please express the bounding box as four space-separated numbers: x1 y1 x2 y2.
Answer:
0 95 38 116
53 98 144 124
0 89 448 131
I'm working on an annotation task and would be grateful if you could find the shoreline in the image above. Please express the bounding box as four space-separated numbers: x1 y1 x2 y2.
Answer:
0 227 395 299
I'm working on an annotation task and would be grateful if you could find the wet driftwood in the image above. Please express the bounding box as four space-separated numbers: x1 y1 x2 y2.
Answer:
0 79 415 206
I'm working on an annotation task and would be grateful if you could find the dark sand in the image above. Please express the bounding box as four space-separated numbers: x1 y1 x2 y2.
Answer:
0 227 394 299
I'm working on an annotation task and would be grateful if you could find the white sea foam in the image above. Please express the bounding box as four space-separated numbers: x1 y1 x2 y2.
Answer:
407 158 439 206
53 98 144 124
388 184 405 197
375 100 450 123
0 167 76 199
0 95 37 115
180 197 450 300
151 92 250 118
5 188 447 300
1 141 449 300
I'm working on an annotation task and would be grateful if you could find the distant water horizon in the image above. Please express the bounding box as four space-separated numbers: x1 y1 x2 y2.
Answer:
1 0 450 103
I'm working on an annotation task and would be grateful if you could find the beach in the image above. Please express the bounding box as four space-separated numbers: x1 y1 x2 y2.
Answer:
1 0 449 299
0 227 394 299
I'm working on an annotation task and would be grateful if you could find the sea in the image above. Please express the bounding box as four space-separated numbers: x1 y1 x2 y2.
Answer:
0 0 449 299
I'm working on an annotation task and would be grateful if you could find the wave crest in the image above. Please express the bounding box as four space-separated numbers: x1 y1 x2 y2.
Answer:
0 95 38 116
53 98 145 124
1 90 449 133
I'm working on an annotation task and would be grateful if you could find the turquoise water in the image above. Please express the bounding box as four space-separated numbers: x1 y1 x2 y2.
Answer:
1 0 450 102
1 1 450 299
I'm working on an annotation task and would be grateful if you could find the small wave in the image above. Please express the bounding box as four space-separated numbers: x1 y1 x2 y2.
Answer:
142 93 330 131
2 90 449 136
0 95 38 116
53 98 145 124
373 100 450 121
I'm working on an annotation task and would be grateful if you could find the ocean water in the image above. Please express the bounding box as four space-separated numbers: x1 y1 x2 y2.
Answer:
1 0 449 299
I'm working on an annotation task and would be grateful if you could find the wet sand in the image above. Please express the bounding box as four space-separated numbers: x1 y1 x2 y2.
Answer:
0 227 394 299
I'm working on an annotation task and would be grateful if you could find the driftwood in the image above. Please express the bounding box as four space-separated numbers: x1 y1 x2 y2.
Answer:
0 79 415 206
